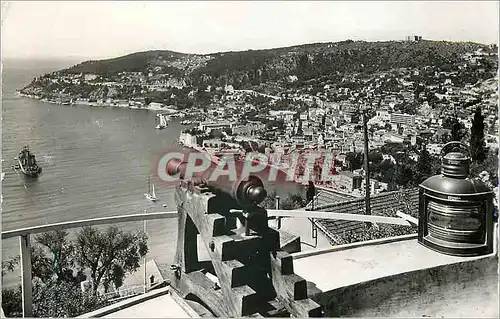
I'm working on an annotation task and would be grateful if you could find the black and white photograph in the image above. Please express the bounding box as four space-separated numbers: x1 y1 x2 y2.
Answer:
1 1 499 317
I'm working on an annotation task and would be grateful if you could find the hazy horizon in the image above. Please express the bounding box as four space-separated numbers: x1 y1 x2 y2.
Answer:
2 1 498 61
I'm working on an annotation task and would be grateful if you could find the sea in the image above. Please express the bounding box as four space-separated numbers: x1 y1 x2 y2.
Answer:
1 59 182 288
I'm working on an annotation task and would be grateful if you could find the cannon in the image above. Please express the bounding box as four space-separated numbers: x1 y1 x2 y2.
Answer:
163 149 322 317
166 155 268 208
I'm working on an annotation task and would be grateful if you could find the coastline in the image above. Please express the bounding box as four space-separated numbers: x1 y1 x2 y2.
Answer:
16 91 174 112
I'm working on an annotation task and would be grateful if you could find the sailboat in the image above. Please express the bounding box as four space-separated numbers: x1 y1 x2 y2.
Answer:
144 176 157 202
155 114 168 130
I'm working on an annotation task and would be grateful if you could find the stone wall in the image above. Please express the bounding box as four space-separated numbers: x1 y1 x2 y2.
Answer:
314 254 498 317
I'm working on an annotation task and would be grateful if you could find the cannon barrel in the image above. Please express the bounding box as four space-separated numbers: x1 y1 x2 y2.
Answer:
166 152 267 207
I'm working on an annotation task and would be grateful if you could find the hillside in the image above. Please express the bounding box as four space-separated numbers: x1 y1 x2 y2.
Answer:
62 50 187 75
60 40 492 85
191 40 489 84
19 39 497 108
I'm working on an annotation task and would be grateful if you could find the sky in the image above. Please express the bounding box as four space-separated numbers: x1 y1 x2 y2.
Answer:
1 1 499 60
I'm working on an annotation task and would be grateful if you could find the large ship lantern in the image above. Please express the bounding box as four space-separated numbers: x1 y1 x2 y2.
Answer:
418 142 494 257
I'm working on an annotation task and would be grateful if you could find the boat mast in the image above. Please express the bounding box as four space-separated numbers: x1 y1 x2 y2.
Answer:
26 146 31 167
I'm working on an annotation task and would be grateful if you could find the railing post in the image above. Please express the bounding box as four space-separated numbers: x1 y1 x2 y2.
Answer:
143 220 147 294
20 234 33 317
275 196 281 229
310 193 318 247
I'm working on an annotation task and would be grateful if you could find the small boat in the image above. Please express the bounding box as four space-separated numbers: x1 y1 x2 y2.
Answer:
17 146 42 177
155 114 168 130
144 176 157 202
1 172 5 181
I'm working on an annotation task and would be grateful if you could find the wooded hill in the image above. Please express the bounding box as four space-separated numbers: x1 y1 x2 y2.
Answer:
60 40 495 87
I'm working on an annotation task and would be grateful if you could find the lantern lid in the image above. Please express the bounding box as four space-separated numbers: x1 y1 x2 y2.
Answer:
420 175 493 196
443 151 468 161
440 142 471 178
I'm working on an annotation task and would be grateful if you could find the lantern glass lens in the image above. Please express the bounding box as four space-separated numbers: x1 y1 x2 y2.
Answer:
426 201 484 243
428 210 482 230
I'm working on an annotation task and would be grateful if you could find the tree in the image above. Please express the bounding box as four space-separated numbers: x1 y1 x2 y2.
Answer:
345 152 363 171
32 278 108 317
34 230 86 285
1 286 22 317
296 119 303 136
257 145 266 154
250 141 259 151
376 159 395 183
75 226 148 294
280 197 296 210
1 256 20 277
1 226 148 317
1 256 23 316
240 140 253 153
415 146 433 183
451 120 467 142
281 193 305 210
1 248 75 318
470 148 499 186
30 244 53 283
368 151 383 164
262 191 304 210
388 164 400 191
443 117 467 142
262 190 278 209
470 107 487 163
306 181 316 204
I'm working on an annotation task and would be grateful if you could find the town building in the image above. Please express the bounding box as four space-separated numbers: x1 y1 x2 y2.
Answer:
390 113 416 126
198 121 235 133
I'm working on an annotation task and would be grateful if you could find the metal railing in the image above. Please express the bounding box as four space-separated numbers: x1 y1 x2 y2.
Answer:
2 207 414 317
1 211 178 318
102 282 160 301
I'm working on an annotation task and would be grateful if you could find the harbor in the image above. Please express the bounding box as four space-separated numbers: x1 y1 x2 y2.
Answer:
1 60 185 290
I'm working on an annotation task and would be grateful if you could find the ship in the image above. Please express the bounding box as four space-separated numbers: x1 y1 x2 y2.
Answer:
155 114 168 130
17 146 42 177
